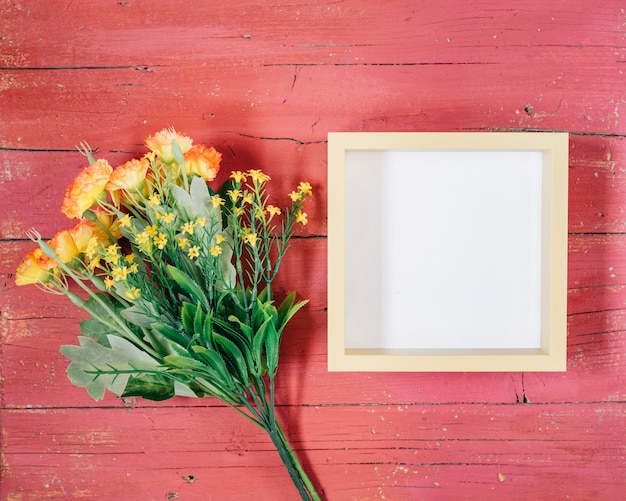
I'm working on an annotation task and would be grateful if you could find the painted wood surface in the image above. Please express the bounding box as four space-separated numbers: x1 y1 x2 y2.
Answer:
1 1 625 499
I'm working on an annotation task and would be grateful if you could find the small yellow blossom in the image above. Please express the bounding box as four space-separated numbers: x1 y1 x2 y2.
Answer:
158 212 176 224
181 221 195 235
85 237 100 260
88 257 101 270
148 193 161 207
295 210 308 226
230 171 247 183
248 169 270 184
154 232 168 250
145 224 158 237
209 245 223 257
210 195 225 208
215 234 226 244
243 193 253 205
254 207 265 220
124 253 136 264
104 276 115 289
125 287 141 300
119 214 132 228
243 232 258 247
267 205 281 217
111 266 130 282
227 189 242 201
177 237 190 250
105 244 121 264
297 181 313 196
196 216 207 227
233 207 245 217
136 231 151 246
188 246 200 259
288 191 301 202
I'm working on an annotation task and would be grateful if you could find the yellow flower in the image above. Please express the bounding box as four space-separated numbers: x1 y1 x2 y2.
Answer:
295 210 308 226
111 266 130 282
188 246 200 259
154 232 168 250
196 216 207 227
124 253 136 264
209 245 223 257
233 207 245 217
243 232 258 247
181 221 195 235
267 205 281 217
248 169 270 184
125 287 141 301
288 191 301 202
227 189 242 201
106 157 150 206
157 211 176 224
230 171 247 183
103 276 115 289
215 234 226 244
61 159 112 219
104 244 121 264
254 207 265 220
119 214 132 228
129 263 139 274
15 248 57 285
145 224 158 237
148 193 161 207
210 195 225 208
297 181 313 196
135 231 151 246
183 144 221 181
243 193 253 205
177 237 190 250
145 127 193 164
88 256 101 270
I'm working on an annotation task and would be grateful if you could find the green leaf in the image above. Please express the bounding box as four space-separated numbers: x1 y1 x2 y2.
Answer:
119 301 159 327
167 265 209 310
80 319 114 347
265 322 279 378
151 323 190 348
164 354 209 371
277 296 309 336
213 332 250 387
190 345 233 388
122 374 175 401
181 302 197 337
60 336 161 401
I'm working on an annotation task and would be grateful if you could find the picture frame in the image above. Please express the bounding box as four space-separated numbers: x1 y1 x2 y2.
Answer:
327 132 568 372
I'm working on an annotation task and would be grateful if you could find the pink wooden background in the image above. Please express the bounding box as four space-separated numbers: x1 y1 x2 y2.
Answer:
1 1 625 499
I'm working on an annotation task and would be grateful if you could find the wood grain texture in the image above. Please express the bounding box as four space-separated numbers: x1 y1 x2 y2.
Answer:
2 0 625 499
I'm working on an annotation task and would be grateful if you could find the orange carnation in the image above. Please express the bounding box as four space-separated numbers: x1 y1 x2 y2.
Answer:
49 229 80 263
106 157 150 205
183 145 221 181
145 127 193 164
61 159 113 219
15 248 58 285
69 217 114 254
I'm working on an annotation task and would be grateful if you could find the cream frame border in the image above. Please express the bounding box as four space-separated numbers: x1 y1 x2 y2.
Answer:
327 132 569 372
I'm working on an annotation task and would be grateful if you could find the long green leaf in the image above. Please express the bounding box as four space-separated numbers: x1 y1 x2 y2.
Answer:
213 332 250 386
167 265 209 309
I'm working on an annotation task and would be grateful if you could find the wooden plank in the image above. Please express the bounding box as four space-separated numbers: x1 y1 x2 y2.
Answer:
2 403 625 499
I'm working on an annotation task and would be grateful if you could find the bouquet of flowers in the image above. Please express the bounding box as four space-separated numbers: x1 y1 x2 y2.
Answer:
15 127 320 500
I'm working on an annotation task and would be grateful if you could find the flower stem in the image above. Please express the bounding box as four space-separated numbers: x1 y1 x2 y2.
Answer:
267 420 321 501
